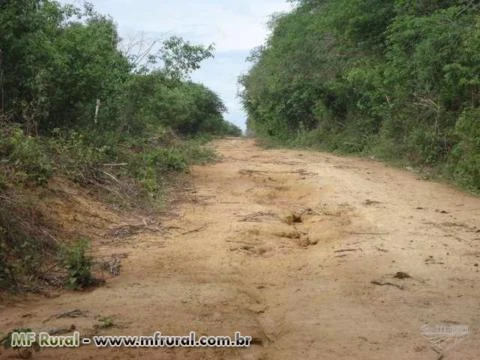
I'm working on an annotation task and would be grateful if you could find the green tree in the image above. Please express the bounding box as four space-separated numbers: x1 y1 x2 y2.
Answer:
241 0 480 189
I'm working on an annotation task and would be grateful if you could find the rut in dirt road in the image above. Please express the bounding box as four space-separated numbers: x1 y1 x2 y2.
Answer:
1 138 480 360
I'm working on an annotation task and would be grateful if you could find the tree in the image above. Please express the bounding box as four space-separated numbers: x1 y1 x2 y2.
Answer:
240 0 480 189
161 36 214 80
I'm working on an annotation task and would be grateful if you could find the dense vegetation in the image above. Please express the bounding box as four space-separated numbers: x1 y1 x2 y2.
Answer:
240 0 480 192
0 0 240 289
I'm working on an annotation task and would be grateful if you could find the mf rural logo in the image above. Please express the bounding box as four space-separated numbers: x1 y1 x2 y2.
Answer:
420 324 470 356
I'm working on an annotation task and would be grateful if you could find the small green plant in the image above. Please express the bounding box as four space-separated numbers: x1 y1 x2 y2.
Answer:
180 140 218 165
144 148 188 172
98 316 115 329
63 239 94 290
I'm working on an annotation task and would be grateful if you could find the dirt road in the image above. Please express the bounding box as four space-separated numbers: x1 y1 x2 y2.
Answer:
1 138 480 359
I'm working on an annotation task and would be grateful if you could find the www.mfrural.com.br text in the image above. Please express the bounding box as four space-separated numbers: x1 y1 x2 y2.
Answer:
9 331 252 349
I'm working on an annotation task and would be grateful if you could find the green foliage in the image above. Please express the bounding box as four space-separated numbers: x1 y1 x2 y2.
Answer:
0 126 53 185
97 316 115 329
0 0 239 291
221 122 243 137
62 239 94 290
0 1 131 133
160 36 214 80
241 0 480 191
179 139 218 165
47 129 112 184
143 148 188 172
448 107 480 191
119 74 238 136
0 1 237 137
127 137 217 200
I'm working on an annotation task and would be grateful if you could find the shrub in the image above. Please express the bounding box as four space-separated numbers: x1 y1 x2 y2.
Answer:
150 148 188 172
62 239 94 290
0 127 53 185
47 130 111 184
179 139 217 165
448 108 480 191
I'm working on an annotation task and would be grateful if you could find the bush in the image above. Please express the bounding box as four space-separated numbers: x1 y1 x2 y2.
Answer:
178 139 217 165
47 130 111 184
145 148 188 172
0 127 53 185
448 108 480 191
62 239 94 290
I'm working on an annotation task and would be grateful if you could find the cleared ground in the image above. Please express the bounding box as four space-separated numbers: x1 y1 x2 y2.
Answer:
1 138 479 359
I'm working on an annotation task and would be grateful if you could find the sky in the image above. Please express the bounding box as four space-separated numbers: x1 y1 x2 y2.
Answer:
59 0 293 131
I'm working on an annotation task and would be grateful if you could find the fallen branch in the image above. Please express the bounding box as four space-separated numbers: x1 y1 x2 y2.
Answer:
334 248 361 253
43 309 87 323
180 224 208 236
102 171 121 184
371 280 404 290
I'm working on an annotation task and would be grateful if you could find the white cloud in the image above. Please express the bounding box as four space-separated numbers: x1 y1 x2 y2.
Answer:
79 0 292 52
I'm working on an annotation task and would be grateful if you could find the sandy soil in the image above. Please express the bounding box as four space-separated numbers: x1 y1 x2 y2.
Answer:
1 138 479 360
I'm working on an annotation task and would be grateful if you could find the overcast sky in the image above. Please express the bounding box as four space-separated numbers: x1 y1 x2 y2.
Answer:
59 0 293 130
